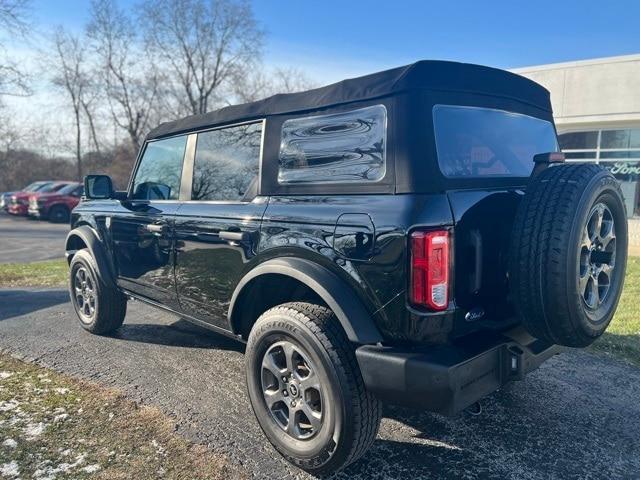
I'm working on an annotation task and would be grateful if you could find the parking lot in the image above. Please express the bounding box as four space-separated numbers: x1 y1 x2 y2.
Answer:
0 212 69 263
1 211 640 479
0 292 639 479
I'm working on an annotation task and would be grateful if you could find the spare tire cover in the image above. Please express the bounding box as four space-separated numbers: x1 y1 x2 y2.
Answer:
509 163 628 347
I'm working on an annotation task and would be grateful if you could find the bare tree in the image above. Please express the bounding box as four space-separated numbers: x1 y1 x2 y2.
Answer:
234 66 317 103
50 27 90 180
140 0 263 116
87 0 161 150
0 0 31 98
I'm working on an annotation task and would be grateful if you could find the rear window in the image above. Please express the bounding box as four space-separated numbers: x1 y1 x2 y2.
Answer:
278 105 387 184
433 105 558 178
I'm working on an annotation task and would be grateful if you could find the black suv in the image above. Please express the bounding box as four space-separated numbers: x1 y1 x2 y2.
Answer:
66 61 628 475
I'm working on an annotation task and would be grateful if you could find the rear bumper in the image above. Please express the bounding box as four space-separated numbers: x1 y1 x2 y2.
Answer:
356 327 562 416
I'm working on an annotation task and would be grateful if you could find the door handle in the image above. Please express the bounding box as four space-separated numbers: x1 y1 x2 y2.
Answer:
219 230 249 242
145 224 167 234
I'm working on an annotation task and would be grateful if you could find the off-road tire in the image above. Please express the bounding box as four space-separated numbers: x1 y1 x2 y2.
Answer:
245 302 382 475
69 248 127 334
48 204 70 223
509 164 628 347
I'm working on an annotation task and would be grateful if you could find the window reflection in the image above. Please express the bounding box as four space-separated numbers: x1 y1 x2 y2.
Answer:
191 123 262 202
433 105 558 178
558 129 640 217
278 105 387 184
132 136 187 200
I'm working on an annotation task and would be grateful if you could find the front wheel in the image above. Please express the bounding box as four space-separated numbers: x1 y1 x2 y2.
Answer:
69 249 127 334
245 302 382 475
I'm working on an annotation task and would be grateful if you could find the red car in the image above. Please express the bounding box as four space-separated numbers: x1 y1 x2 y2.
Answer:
28 182 83 223
8 181 74 216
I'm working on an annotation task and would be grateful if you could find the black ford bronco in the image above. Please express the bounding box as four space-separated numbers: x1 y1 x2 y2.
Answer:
66 61 628 474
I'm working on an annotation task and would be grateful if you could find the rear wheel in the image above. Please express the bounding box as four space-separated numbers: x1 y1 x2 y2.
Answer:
48 205 70 223
509 164 628 347
245 302 381 475
69 249 127 334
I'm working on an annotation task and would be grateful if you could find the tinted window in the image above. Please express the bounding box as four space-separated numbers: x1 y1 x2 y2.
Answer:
600 129 640 149
558 131 598 150
278 105 387 184
433 105 558 178
191 122 262 201
132 136 187 200
564 152 598 160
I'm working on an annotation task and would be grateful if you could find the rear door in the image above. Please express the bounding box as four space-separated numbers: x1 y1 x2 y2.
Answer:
173 121 266 329
110 135 189 308
432 105 559 330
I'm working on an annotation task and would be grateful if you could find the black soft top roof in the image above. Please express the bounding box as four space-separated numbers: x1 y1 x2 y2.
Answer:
146 60 551 141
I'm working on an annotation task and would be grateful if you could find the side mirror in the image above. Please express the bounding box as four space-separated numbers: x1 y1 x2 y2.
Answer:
84 175 114 200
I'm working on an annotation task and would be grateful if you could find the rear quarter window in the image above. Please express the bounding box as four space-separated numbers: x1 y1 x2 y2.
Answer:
433 105 558 178
278 105 387 184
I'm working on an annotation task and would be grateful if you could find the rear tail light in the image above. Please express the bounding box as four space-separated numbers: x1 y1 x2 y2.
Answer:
410 230 450 310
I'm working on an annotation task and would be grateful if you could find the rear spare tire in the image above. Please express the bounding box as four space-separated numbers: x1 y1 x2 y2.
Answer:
509 163 628 347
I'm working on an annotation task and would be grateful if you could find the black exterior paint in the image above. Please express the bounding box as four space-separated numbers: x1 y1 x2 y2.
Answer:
65 60 575 417
173 200 268 329
68 60 556 347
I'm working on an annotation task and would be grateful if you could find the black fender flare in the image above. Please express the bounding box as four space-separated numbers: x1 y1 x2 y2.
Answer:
65 225 117 288
228 257 383 345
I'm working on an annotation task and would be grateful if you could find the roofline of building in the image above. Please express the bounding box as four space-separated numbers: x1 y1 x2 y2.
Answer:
511 53 640 73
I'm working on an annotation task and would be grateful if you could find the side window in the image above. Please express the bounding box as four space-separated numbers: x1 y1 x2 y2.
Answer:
191 122 262 201
278 104 387 184
132 136 187 200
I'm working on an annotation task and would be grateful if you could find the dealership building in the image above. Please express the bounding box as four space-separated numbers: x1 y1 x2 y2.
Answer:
513 54 640 220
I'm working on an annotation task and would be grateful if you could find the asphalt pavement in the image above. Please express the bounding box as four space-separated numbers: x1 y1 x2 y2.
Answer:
0 288 638 479
0 212 69 263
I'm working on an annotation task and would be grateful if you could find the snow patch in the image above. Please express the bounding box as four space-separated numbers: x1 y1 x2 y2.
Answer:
0 461 20 477
0 400 19 412
83 464 101 473
152 438 167 455
54 387 70 395
0 371 14 380
2 438 17 449
34 454 87 479
54 413 69 422
24 421 47 439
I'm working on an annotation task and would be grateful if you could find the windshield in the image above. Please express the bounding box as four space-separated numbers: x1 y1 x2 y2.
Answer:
25 182 50 192
57 183 81 195
39 183 69 194
433 105 559 178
